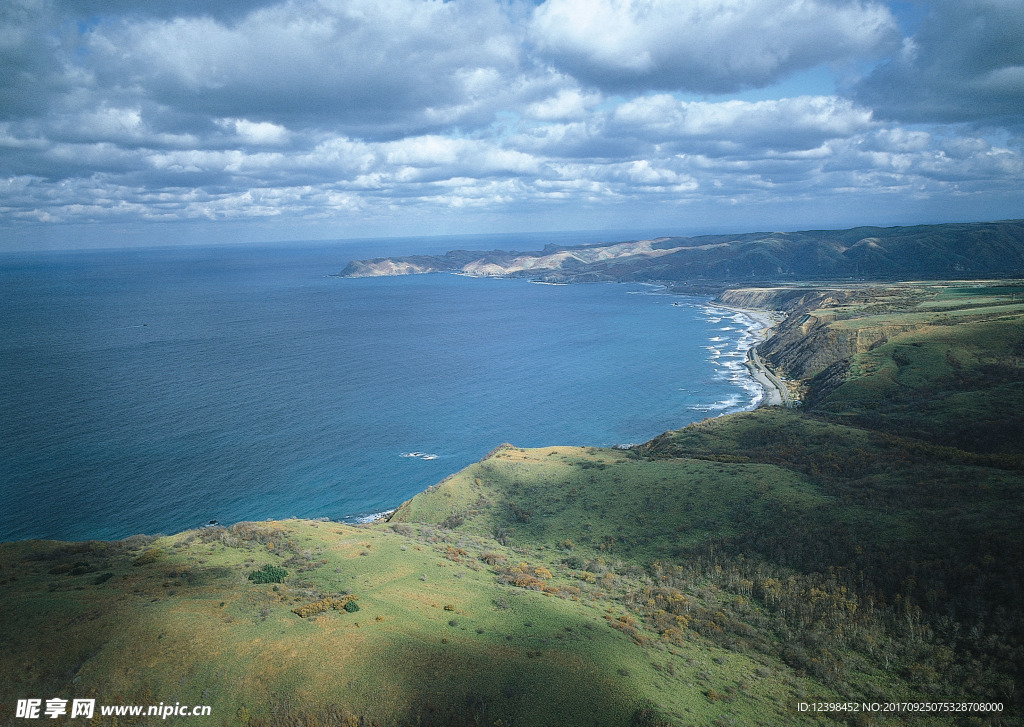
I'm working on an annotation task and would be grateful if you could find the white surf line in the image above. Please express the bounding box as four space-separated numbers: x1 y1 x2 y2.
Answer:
699 301 787 411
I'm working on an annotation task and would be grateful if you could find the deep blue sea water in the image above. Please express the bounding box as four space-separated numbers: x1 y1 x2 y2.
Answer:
0 236 765 541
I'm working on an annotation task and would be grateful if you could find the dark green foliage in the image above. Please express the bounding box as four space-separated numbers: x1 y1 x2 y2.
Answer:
508 503 532 523
248 564 287 584
291 595 357 618
562 555 585 569
131 548 164 566
441 512 465 529
630 702 674 727
49 560 99 576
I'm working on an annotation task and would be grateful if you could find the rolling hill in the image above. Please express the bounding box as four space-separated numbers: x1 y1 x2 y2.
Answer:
337 220 1024 284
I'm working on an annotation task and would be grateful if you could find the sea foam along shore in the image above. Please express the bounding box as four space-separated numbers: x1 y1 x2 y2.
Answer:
701 301 787 410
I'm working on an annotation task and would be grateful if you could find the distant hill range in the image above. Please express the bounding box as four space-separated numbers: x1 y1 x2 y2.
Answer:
338 220 1024 283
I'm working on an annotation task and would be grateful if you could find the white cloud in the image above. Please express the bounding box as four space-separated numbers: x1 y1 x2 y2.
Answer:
610 95 875 152
530 0 899 93
525 89 601 121
226 119 291 146
381 136 541 178
0 0 1021 244
84 0 526 137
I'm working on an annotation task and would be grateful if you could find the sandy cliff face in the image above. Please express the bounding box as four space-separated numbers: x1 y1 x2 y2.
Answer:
720 287 926 402
338 238 699 279
716 287 821 311
341 259 442 276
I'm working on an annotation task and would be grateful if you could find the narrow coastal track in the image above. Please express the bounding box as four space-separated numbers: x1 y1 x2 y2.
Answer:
750 347 792 408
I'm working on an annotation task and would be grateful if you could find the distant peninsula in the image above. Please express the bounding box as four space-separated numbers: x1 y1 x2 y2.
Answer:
337 219 1024 284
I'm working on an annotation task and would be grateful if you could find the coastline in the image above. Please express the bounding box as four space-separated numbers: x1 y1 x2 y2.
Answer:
703 301 789 409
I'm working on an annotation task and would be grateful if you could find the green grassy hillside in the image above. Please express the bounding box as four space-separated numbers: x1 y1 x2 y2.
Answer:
2 281 1022 726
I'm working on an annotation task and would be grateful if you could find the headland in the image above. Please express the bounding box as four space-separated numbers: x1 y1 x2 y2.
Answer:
3 248 1024 725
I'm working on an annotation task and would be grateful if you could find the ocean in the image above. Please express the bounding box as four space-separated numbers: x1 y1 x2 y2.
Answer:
0 236 766 542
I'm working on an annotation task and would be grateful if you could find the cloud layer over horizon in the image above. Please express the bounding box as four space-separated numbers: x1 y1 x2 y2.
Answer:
1 0 1021 248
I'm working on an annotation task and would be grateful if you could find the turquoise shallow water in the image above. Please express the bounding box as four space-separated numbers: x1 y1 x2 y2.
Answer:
0 238 764 541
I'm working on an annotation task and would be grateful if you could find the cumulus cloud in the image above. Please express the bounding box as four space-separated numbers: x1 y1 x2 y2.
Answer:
529 0 899 93
853 0 1024 125
524 88 602 121
83 0 528 138
610 95 876 152
0 0 1021 242
221 119 292 146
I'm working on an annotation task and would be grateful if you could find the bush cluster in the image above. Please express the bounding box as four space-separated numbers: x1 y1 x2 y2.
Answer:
248 564 288 584
479 551 506 566
131 548 164 567
492 561 580 598
291 595 359 618
443 546 468 562
49 561 96 576
604 614 646 645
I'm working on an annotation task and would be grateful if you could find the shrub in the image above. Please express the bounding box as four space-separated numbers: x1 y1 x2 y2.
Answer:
292 595 359 618
132 549 164 567
563 555 585 569
293 599 331 618
508 503 532 523
441 512 466 529
444 546 468 562
605 614 646 645
248 564 288 584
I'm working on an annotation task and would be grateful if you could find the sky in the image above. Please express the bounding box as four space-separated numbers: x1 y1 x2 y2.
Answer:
0 0 1022 250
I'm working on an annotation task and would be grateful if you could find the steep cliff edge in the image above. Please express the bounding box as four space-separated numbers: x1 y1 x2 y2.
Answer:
719 285 953 403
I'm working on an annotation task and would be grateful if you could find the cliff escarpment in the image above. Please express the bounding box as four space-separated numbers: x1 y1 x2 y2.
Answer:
720 285 937 403
724 280 1024 411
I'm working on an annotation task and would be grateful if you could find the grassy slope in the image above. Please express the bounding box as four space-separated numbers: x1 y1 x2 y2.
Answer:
2 281 1022 726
